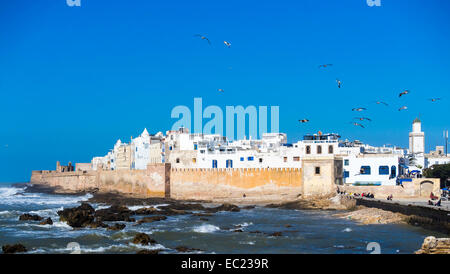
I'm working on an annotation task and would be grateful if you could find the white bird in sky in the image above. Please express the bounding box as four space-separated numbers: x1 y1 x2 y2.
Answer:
352 107 367 112
318 64 333 68
350 122 365 128
298 119 309 123
336 79 342 88
429 98 442 102
374 101 389 106
399 90 410 97
223 41 231 48
218 89 224 92
398 106 408 111
194 34 211 45
354 117 372 122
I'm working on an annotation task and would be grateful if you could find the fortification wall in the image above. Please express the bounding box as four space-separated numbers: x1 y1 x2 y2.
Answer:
342 178 441 199
30 164 168 198
170 167 303 202
355 198 450 234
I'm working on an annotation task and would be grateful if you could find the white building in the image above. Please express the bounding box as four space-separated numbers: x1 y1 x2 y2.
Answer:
342 154 400 186
131 128 151 170
409 118 425 155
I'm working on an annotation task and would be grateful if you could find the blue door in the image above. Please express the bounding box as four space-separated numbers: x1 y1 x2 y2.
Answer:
226 159 233 168
212 160 218 168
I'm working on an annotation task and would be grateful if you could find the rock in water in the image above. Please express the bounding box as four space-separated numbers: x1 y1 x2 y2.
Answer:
132 233 157 245
133 207 158 215
107 223 126 231
39 217 53 225
207 203 240 213
175 246 202 252
137 216 167 224
415 236 450 254
57 202 95 228
2 244 27 254
95 204 135 222
268 232 283 237
19 213 43 221
137 249 160 254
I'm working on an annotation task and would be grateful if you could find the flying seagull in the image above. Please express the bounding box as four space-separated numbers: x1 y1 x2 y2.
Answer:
399 90 410 97
336 79 342 88
194 34 211 45
429 98 441 102
218 89 224 92
398 106 408 111
223 41 231 48
375 101 389 106
352 108 367 112
351 122 365 128
298 119 310 123
318 64 333 68
354 117 372 122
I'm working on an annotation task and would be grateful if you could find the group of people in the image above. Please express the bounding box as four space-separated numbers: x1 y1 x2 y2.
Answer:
428 192 442 207
387 194 393 201
361 192 374 198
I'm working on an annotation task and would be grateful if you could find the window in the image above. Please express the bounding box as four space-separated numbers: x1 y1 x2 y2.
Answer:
192 158 196 163
360 166 371 175
248 156 254 161
169 146 172 151
344 159 349 166
194 144 198 150
283 157 287 162
293 156 300 162
328 145 334 154
176 158 180 163
317 145 322 154
315 167 321 175
379 166 389 175
344 171 350 178
259 158 263 163
226 159 233 168
240 157 244 161
306 146 311 154
136 147 138 152
391 166 397 178
212 160 218 168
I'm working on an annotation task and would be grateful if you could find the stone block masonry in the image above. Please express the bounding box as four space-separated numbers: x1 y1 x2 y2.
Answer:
30 164 168 198
29 159 341 202
170 167 303 201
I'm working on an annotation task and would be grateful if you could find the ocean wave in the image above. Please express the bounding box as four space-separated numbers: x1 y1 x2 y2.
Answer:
342 228 352 233
192 224 220 233
239 241 255 245
29 242 167 254
235 222 253 228
0 186 25 198
0 189 92 206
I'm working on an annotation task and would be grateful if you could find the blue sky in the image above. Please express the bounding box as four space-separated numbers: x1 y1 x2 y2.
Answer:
0 0 449 182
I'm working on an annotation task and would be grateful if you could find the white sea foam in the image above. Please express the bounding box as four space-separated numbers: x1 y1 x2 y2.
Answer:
153 204 169 210
0 188 92 206
342 228 352 233
0 186 24 198
192 224 220 233
239 241 255 245
235 222 253 228
127 205 148 211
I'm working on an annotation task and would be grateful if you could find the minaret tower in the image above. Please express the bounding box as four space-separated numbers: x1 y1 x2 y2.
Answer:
409 118 425 154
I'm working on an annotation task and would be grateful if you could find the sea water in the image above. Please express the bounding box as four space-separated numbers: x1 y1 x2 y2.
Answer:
0 182 445 254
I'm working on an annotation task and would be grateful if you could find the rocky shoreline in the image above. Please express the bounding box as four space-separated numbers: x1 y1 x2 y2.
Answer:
2 183 447 254
334 206 408 225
